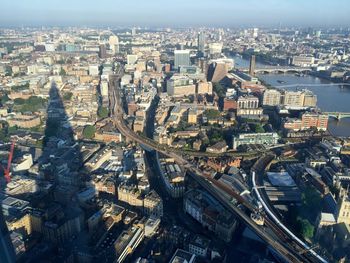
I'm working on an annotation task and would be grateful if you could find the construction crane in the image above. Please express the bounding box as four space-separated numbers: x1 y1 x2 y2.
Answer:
0 141 15 183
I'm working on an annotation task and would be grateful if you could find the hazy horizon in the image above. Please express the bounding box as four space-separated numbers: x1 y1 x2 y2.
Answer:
1 0 349 28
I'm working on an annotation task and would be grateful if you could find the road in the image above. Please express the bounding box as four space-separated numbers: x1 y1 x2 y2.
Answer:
108 65 327 263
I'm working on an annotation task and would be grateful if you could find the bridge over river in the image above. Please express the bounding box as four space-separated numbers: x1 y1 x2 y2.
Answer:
325 112 350 120
238 66 312 74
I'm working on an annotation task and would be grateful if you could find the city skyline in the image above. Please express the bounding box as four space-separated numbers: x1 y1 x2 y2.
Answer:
1 0 350 27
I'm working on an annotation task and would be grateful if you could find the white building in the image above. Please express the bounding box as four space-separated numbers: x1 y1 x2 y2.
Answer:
127 54 138 65
89 65 100 76
208 43 223 56
144 217 160 237
13 154 33 172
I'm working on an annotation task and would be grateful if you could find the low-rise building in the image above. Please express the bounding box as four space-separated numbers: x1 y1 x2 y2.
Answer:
184 189 237 242
188 235 210 257
117 183 144 209
337 192 350 225
167 75 196 96
263 89 282 106
7 114 41 128
233 132 279 150
292 56 315 67
144 216 161 237
206 141 228 154
85 145 113 171
143 190 163 218
114 226 144 263
158 156 185 198
169 249 196 263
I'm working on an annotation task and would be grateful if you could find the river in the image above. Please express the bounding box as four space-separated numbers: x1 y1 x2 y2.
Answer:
231 54 350 137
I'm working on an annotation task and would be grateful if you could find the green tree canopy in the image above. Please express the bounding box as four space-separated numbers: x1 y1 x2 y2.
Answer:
14 98 26 105
0 93 10 105
83 125 96 139
98 106 109 118
297 217 314 240
11 83 29 92
213 82 227 98
251 123 265 133
59 68 66 76
63 92 73 101
205 109 221 119
15 96 47 112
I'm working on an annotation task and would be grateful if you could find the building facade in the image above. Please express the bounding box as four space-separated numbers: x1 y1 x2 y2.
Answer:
233 132 279 150
174 50 190 70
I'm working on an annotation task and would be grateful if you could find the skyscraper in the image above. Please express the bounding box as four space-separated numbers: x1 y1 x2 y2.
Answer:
99 44 107 59
197 32 206 56
249 55 256 76
174 50 190 70
132 27 137 36
252 28 259 38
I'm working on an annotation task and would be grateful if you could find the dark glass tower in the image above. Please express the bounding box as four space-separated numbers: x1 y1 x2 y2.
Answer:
0 212 16 263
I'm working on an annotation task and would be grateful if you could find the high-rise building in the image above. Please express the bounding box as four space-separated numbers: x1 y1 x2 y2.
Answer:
197 32 206 56
98 44 107 59
174 50 190 70
252 28 259 38
315 30 321 38
207 60 233 82
109 35 119 54
109 35 118 46
132 27 137 36
249 55 256 76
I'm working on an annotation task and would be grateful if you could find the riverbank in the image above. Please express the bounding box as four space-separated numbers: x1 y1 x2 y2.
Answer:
258 73 350 137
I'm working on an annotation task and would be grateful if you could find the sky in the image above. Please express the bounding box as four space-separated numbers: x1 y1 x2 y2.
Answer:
0 0 349 28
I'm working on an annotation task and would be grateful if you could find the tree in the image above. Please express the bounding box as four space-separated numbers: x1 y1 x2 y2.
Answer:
213 82 226 98
17 96 47 113
0 93 10 105
0 122 8 141
98 106 109 118
11 83 29 92
252 123 265 133
14 98 26 105
297 217 314 240
301 186 322 218
59 68 66 76
205 109 221 119
82 125 96 139
63 92 73 101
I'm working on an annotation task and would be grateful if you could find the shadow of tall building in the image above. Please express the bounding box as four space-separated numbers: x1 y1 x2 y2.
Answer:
2 81 117 262
40 82 84 202
34 81 116 262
